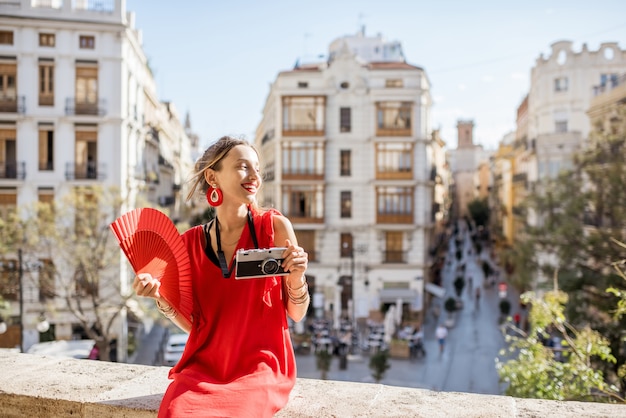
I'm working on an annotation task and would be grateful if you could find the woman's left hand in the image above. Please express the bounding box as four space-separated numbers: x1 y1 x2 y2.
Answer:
281 239 308 279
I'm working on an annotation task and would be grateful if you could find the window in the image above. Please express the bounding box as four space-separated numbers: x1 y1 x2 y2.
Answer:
600 73 619 88
376 186 413 223
0 129 17 179
554 77 568 92
375 142 413 179
79 35 95 49
39 60 54 106
340 191 352 218
75 129 98 179
340 107 351 133
0 258 18 301
385 79 403 88
340 150 351 176
38 127 54 170
340 233 353 257
555 120 567 133
384 231 404 263
282 96 325 134
0 188 17 231
39 33 55 47
281 141 324 179
0 62 18 112
75 63 98 114
0 31 13 45
340 81 349 89
376 101 412 135
297 81 308 88
281 184 324 220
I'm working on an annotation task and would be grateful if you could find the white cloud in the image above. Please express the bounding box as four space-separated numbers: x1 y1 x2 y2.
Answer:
510 72 527 81
458 83 466 91
482 75 494 83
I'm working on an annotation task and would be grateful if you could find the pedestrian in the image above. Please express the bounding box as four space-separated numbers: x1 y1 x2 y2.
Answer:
513 313 521 328
435 324 448 354
132 136 310 418
475 286 481 308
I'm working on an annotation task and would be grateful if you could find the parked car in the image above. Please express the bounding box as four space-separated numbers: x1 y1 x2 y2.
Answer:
26 339 95 359
163 333 188 367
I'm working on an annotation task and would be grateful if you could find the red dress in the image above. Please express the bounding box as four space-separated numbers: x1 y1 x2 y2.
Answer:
158 209 296 418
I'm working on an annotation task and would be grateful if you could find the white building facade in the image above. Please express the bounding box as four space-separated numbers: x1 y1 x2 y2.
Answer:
0 0 196 355
255 30 443 328
528 40 626 182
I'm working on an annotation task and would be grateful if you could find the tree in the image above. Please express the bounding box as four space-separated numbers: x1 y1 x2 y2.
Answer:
496 290 623 403
17 186 130 361
369 350 390 383
467 197 490 228
505 130 626 395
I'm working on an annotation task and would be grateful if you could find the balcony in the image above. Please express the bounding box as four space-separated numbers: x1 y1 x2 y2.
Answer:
65 98 106 116
65 161 106 181
282 123 325 136
383 250 407 263
0 160 25 180
0 96 25 114
376 213 413 224
0 351 622 418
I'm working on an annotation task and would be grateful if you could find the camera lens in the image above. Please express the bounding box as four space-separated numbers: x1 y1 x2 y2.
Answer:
261 258 280 275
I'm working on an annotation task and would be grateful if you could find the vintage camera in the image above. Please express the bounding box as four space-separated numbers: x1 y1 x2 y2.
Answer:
235 247 289 279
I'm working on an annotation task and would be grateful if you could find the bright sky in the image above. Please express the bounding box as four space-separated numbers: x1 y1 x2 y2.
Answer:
126 0 626 150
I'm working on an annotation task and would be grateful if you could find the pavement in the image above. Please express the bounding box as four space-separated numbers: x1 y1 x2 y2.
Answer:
296 220 518 395
131 220 519 396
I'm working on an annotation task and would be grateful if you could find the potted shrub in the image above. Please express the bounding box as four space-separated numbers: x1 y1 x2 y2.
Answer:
369 350 391 383
315 349 333 380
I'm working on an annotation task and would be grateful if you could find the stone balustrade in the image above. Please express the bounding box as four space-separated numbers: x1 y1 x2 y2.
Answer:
1 351 625 417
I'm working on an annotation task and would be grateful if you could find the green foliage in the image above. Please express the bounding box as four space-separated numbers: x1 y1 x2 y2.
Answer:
369 350 391 383
444 297 457 314
315 349 333 380
467 197 490 227
496 290 623 403
11 186 127 362
503 131 626 396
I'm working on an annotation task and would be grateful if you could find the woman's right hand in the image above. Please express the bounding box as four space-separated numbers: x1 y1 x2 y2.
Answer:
132 273 161 299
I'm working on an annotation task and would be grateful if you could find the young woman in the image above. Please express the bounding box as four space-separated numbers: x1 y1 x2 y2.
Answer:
132 136 310 417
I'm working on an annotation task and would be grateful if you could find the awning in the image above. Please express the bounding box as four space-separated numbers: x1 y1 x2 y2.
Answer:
425 283 446 298
378 288 417 303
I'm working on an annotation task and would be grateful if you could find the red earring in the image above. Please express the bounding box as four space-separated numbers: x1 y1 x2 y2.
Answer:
207 185 223 207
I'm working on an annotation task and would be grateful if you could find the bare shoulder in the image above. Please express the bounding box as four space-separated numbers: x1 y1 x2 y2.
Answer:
271 213 297 244
272 213 293 234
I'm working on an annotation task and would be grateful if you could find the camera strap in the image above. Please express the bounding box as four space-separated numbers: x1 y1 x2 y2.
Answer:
213 207 258 278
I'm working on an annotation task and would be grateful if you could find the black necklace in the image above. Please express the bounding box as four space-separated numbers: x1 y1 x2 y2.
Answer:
214 208 259 278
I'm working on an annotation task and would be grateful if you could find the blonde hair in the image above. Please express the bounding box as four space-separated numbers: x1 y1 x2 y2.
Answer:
186 136 260 204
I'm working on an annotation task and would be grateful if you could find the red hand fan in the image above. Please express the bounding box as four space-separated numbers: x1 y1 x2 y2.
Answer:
110 208 193 322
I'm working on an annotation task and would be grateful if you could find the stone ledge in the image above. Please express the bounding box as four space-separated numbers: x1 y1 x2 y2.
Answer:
1 351 625 417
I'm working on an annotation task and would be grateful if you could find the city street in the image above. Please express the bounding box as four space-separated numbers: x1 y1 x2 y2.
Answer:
131 222 519 396
296 223 516 395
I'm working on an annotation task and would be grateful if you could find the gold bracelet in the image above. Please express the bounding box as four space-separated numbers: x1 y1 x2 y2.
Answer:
289 291 310 305
287 281 309 304
156 300 178 319
286 278 307 292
